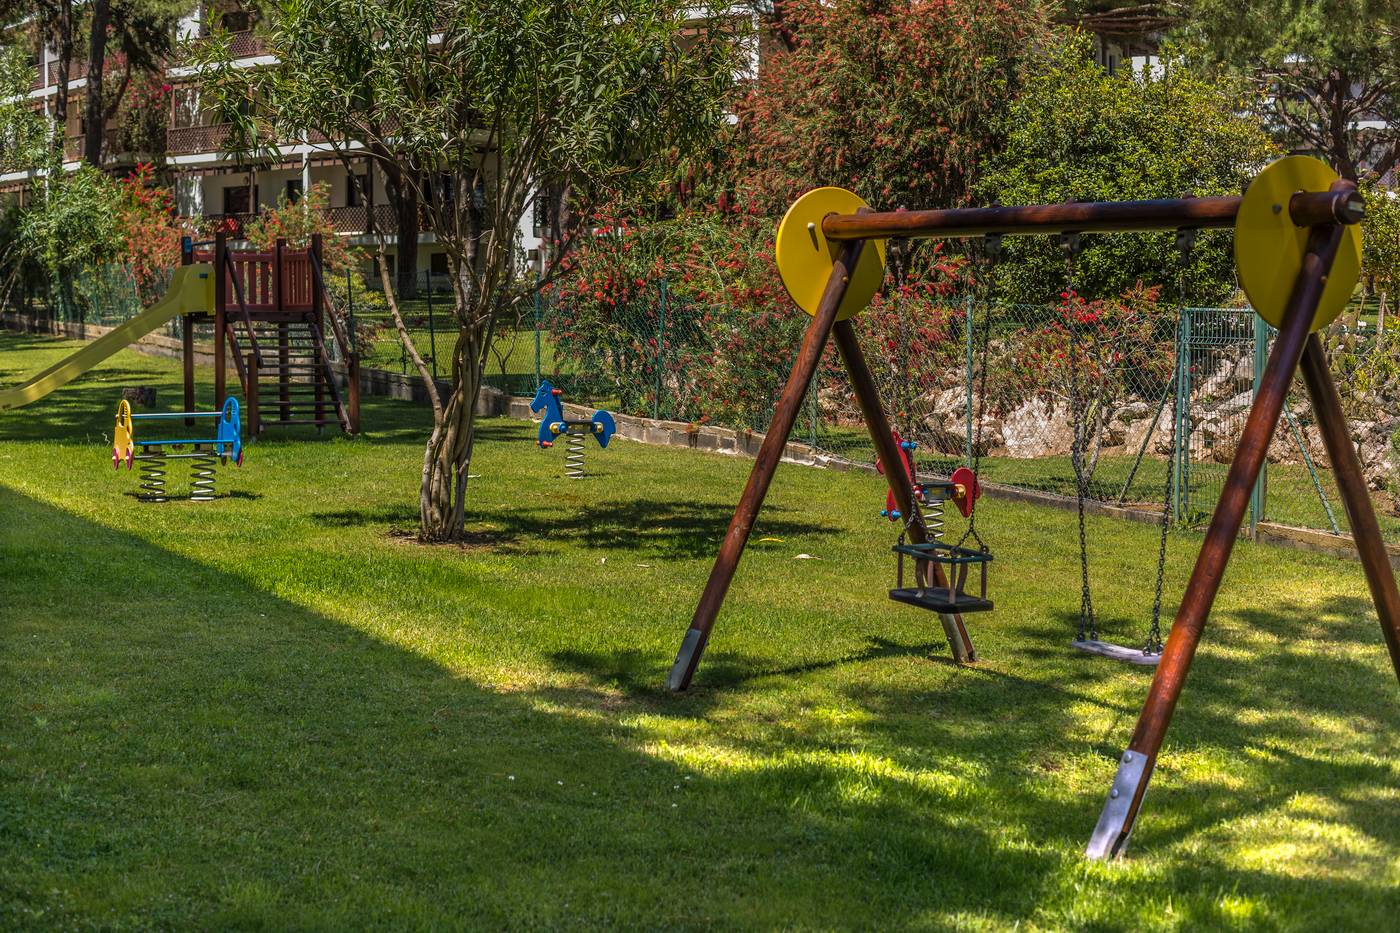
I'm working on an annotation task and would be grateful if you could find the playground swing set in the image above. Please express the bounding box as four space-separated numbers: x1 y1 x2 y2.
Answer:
667 155 1400 860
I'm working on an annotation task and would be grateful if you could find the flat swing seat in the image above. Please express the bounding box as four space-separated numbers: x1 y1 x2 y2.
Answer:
1071 638 1161 666
890 586 993 614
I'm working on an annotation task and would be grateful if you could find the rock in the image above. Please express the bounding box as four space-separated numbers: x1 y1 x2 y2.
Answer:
1211 390 1253 419
1116 400 1151 423
1000 396 1072 458
1103 418 1128 448
121 387 157 406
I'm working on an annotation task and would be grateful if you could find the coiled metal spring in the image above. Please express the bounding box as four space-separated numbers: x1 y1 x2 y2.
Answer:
137 450 167 502
564 432 587 478
189 451 218 501
924 494 945 542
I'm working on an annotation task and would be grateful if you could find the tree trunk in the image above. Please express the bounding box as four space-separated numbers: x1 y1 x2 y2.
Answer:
419 329 484 540
82 0 110 166
51 0 74 156
396 193 419 298
1327 68 1358 182
381 163 419 299
419 196 487 541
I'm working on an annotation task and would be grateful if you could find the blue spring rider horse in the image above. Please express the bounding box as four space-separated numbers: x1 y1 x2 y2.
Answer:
530 381 616 478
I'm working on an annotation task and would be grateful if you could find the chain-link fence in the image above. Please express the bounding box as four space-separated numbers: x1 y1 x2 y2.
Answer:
7 261 1398 543
8 264 175 330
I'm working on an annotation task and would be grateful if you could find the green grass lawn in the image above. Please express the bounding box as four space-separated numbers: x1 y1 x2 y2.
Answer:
353 311 560 395
2 330 1399 929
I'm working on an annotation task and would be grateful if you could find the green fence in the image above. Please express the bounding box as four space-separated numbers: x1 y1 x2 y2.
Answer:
8 261 1397 543
19 264 174 330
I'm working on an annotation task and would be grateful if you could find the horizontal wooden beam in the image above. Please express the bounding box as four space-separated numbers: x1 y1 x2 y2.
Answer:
819 189 1362 242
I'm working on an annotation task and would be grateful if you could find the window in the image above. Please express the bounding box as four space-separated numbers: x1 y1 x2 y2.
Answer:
223 185 251 215
430 252 448 276
284 179 303 205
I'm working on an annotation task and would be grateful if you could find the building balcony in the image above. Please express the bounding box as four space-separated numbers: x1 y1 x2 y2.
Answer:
48 60 86 86
31 59 88 90
200 206 426 239
177 30 267 67
167 123 233 155
62 129 124 162
324 205 427 234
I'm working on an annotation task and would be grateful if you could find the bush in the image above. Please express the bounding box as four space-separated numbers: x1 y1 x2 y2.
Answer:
981 34 1277 305
242 183 385 350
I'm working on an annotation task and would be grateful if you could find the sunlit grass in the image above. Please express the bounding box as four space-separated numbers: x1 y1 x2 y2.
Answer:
1 330 1399 928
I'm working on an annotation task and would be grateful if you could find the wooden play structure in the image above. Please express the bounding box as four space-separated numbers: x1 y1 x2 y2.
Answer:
667 156 1400 860
180 232 360 436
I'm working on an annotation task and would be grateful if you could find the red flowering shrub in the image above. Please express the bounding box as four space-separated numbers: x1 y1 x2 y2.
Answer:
115 163 186 304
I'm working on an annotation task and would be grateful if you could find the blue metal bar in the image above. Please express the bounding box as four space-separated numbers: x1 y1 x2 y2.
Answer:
138 439 221 446
131 412 224 420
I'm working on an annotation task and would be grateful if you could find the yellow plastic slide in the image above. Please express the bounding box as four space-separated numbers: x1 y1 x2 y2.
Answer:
0 263 214 412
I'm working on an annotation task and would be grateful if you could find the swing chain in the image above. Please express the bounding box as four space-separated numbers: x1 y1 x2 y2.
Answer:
956 233 1000 553
1145 228 1197 655
1062 232 1096 642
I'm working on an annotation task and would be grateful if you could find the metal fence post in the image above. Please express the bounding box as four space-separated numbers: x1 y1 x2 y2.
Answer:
534 276 543 389
346 268 356 353
1173 306 1192 523
655 278 667 420
1250 312 1269 535
426 270 437 379
964 293 975 467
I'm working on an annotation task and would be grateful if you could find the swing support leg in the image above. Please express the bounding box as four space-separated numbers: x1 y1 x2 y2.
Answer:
833 319 977 662
667 240 866 691
1298 336 1400 677
1087 211 1346 860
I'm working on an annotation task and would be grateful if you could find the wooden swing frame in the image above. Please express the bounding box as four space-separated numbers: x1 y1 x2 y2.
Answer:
666 174 1400 861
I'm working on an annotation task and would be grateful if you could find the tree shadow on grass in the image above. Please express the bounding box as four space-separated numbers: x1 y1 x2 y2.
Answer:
0 484 1053 927
544 636 952 709
310 496 841 561
2 484 1398 927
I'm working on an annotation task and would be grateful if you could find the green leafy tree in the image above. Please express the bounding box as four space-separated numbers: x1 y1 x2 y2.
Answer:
191 0 736 540
1363 183 1400 302
1178 0 1400 181
0 44 49 172
80 0 187 165
981 34 1277 304
15 165 124 316
725 0 1053 217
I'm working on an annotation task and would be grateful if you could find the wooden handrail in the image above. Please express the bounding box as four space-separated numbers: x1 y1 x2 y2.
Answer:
307 252 356 363
223 250 264 364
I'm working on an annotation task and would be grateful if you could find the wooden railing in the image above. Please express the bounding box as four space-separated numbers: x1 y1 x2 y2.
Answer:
183 30 267 62
62 130 123 162
320 205 427 234
166 123 233 155
201 206 429 239
37 60 88 89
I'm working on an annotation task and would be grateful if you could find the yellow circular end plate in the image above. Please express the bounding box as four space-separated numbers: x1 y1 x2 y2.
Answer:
775 187 887 321
1235 155 1362 332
